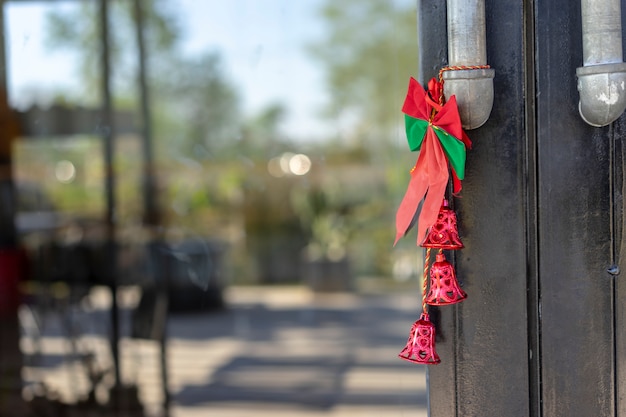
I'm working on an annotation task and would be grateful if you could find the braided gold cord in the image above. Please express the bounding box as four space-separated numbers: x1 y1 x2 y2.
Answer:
421 247 431 314
437 65 491 105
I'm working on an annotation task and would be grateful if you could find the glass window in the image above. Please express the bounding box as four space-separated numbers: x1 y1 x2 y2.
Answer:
2 1 428 416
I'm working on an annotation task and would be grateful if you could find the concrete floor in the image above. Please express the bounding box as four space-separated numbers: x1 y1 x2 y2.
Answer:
19 285 428 417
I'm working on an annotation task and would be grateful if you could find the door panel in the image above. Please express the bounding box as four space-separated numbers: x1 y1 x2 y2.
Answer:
535 0 614 415
421 0 622 416
421 0 530 415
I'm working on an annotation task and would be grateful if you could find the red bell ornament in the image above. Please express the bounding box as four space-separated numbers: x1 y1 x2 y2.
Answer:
420 200 464 249
425 252 467 305
398 313 441 365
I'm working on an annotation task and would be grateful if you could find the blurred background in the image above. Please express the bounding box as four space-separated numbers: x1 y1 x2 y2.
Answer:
0 0 427 416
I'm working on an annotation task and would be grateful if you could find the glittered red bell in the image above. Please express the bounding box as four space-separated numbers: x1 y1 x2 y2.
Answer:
425 252 467 305
398 313 441 365
420 200 464 249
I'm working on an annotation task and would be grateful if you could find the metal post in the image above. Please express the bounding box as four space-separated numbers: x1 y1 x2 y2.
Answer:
159 249 171 416
0 1 28 415
133 0 159 227
133 1 169 414
98 0 121 394
0 0 16 248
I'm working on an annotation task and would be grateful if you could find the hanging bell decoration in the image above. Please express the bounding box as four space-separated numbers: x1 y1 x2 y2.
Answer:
425 252 467 305
420 199 464 249
398 313 441 365
395 76 474 366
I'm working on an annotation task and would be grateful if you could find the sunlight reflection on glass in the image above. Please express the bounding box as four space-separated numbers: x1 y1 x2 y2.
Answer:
288 153 311 176
54 160 76 183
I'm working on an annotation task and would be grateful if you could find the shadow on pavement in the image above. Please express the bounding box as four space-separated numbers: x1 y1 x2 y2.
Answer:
167 290 427 412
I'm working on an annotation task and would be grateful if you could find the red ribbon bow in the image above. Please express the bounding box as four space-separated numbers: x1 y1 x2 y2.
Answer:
394 77 471 246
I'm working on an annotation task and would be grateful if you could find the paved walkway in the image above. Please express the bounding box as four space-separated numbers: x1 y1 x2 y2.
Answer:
166 286 428 417
20 285 428 417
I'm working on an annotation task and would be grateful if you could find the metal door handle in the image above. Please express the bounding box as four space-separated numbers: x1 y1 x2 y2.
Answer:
576 0 626 126
443 0 495 129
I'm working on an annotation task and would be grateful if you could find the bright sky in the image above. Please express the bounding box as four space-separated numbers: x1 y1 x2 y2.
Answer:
175 0 329 140
6 2 77 104
5 0 331 141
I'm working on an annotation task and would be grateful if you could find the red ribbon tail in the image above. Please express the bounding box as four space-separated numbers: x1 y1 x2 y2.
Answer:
395 128 453 246
415 129 451 244
416 178 448 245
394 166 428 246
461 130 473 149
452 169 462 195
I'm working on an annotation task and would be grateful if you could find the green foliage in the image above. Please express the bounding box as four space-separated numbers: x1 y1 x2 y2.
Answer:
37 1 421 282
309 0 418 145
14 137 105 217
239 103 289 158
304 0 419 276
153 52 241 159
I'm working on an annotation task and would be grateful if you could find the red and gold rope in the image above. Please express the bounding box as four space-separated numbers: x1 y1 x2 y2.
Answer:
437 65 491 105
422 247 431 314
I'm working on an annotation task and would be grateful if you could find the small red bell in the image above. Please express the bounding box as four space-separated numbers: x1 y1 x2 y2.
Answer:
425 252 467 305
398 313 441 365
421 200 464 249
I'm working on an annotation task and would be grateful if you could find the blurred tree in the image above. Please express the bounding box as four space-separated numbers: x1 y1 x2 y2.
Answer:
154 51 241 159
45 1 243 160
308 0 417 151
238 103 292 159
45 0 181 103
306 0 419 278
44 0 248 243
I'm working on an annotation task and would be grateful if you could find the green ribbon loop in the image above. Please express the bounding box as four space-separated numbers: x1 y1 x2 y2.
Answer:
404 114 466 180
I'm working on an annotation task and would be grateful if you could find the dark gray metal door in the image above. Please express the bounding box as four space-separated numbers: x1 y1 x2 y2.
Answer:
419 1 626 416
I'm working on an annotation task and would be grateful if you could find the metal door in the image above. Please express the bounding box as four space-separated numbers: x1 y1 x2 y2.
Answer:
419 0 626 416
